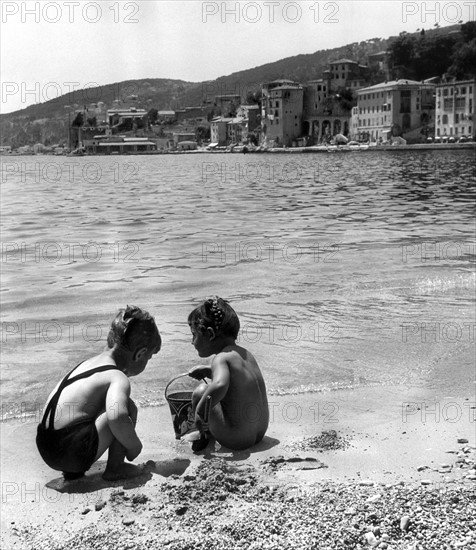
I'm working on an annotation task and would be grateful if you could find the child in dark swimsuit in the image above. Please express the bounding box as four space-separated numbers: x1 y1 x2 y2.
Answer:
36 306 161 481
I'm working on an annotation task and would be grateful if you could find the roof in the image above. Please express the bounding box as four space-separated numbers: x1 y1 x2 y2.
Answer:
98 141 155 146
107 109 148 116
358 79 434 92
329 58 358 65
269 85 303 91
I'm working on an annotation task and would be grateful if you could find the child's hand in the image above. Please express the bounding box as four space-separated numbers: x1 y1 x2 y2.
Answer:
126 440 143 462
194 412 209 434
188 365 210 380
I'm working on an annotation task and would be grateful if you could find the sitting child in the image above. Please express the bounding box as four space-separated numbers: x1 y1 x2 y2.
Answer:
187 296 269 451
36 306 161 481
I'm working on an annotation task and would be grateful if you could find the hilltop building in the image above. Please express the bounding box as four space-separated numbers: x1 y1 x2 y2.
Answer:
215 94 241 117
261 80 303 147
107 108 148 133
368 51 390 80
157 110 176 123
175 107 208 124
324 59 369 92
354 79 435 142
435 78 475 139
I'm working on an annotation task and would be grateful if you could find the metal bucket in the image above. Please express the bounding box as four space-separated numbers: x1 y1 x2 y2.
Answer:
165 374 195 439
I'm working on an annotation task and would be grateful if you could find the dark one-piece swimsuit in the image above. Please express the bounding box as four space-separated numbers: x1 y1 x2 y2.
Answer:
36 362 118 479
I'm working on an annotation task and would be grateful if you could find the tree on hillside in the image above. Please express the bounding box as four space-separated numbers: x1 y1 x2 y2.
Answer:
413 34 459 79
387 31 459 80
71 112 84 127
387 33 418 79
460 21 476 41
245 91 261 105
449 40 476 79
148 108 158 125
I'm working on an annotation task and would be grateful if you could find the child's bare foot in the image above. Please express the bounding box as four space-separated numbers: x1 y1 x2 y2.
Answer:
192 434 210 453
102 463 145 481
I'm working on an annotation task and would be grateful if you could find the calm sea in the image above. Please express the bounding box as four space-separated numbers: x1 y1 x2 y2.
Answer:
1 150 475 419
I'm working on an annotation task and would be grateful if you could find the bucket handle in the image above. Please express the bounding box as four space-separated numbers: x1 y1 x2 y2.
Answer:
165 371 207 400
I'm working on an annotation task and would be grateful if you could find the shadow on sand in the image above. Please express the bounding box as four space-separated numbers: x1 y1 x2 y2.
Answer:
45 458 191 493
200 435 280 461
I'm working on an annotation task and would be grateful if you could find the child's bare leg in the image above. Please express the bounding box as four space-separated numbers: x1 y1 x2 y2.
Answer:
96 399 144 480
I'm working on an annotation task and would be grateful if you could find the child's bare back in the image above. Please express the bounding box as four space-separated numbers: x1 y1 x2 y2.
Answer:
187 297 269 451
208 345 269 450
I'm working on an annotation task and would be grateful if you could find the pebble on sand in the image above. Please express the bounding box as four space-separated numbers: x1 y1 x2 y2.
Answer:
94 501 107 512
400 515 411 532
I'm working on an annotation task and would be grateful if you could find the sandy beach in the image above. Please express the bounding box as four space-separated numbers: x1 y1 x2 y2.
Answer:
1 384 474 550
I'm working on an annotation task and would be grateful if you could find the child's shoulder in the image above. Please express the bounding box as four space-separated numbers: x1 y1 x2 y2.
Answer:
74 358 126 382
214 345 251 364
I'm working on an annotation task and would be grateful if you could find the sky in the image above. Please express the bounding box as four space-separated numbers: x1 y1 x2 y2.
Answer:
1 0 474 114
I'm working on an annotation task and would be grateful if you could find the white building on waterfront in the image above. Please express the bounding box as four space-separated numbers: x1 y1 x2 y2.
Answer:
355 79 435 142
435 78 475 139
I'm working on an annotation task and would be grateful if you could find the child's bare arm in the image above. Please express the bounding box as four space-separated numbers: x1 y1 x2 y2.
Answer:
196 356 230 418
188 365 212 380
106 375 142 460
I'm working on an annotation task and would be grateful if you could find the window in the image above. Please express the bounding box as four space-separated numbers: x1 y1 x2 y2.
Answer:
461 87 466 95
442 114 448 124
455 113 459 123
400 90 411 113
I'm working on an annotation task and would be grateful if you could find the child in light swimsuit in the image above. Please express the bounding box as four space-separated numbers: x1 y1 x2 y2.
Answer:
187 296 269 451
36 306 161 481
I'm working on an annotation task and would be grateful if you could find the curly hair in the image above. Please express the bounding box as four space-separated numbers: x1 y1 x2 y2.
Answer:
107 305 161 352
188 296 240 339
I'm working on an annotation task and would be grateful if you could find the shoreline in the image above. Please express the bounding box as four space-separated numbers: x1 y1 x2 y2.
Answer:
2 384 474 549
1 142 475 157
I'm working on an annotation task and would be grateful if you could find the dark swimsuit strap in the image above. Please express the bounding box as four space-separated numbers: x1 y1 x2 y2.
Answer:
41 363 119 430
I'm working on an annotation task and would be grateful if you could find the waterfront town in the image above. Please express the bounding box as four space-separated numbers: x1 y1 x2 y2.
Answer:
1 45 474 155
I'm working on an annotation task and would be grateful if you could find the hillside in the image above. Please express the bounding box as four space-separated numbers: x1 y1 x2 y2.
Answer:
0 24 463 147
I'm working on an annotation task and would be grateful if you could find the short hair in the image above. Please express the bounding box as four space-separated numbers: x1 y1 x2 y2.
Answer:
107 305 161 352
188 296 240 339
